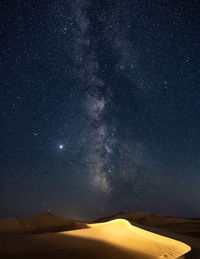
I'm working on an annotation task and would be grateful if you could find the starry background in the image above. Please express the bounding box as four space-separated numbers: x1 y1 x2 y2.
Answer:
0 0 200 220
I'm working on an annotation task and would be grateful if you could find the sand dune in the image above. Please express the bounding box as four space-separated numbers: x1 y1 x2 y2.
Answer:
0 212 87 235
65 219 191 258
95 211 200 259
0 218 191 259
95 211 200 238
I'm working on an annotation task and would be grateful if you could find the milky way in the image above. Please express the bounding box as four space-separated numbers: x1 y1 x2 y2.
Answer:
66 0 151 197
0 0 200 219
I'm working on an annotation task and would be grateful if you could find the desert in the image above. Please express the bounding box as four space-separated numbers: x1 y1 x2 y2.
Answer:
0 212 199 258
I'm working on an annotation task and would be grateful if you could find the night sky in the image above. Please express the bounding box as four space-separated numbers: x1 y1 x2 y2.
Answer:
0 0 200 220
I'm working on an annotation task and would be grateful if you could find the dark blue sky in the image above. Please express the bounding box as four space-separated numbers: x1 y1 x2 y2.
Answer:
0 0 200 220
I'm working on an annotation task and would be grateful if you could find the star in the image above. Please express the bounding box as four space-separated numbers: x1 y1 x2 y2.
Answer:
59 145 64 149
105 145 112 153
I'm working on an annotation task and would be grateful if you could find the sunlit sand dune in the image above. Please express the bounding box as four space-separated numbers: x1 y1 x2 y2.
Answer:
62 219 191 258
0 218 191 259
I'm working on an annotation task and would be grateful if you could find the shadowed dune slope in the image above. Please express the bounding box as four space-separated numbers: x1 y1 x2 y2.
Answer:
0 212 87 235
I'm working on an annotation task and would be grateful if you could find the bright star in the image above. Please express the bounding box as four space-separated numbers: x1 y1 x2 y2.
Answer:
59 145 63 149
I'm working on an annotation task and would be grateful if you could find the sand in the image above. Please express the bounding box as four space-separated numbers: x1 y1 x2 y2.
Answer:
0 218 190 259
95 211 200 258
95 211 200 238
0 213 87 235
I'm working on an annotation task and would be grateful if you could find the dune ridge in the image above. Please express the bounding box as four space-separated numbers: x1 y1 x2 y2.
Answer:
0 213 195 258
95 211 200 238
63 218 191 258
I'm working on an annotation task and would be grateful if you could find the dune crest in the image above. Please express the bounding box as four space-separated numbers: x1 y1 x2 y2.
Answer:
62 218 191 258
0 216 192 258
